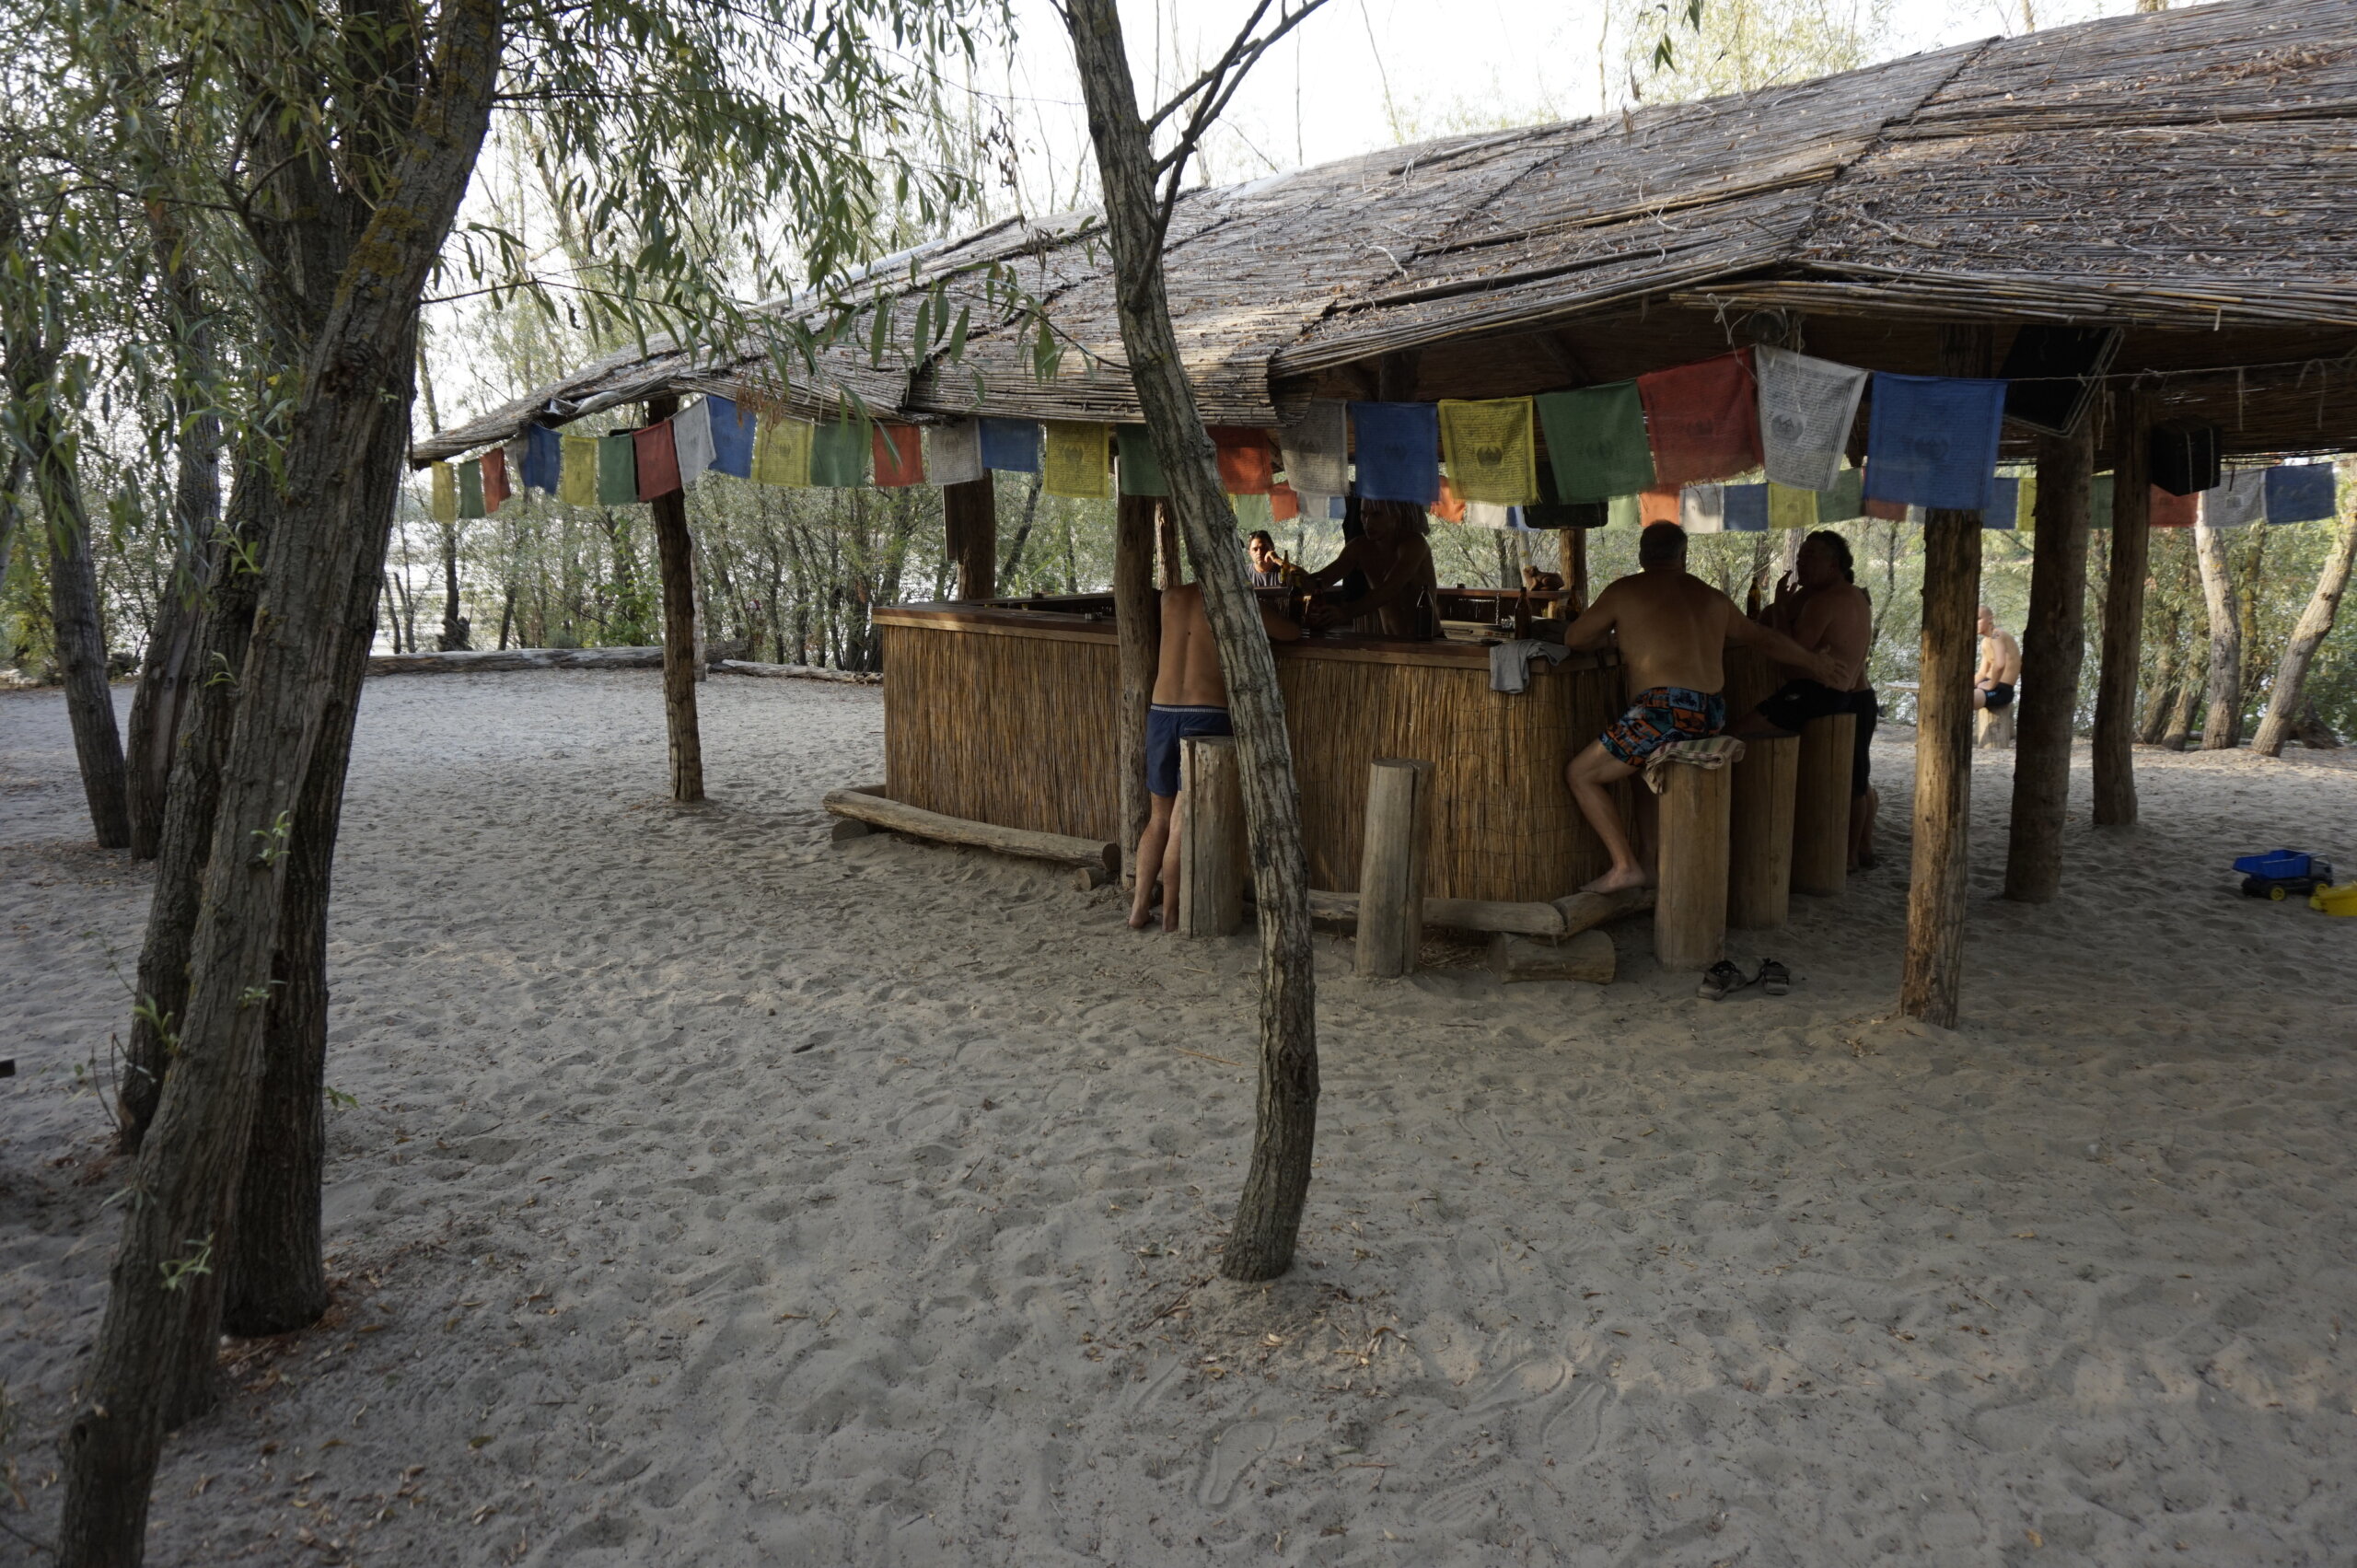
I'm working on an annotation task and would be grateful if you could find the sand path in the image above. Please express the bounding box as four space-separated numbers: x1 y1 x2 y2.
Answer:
4 672 2355 1566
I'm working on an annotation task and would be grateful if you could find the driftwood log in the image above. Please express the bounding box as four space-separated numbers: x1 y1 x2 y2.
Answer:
368 645 666 675
822 788 1119 887
1298 888 1570 937
715 659 880 684
1552 885 1655 935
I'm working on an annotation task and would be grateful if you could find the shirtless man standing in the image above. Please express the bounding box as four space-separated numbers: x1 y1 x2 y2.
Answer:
1974 606 2021 712
1563 524 1841 895
1129 575 1302 931
1298 499 1440 638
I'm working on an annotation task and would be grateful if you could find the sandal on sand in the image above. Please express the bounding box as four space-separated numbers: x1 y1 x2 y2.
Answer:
1756 958 1792 996
1697 960 1750 1002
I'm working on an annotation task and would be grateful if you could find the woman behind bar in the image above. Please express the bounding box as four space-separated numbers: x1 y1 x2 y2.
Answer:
1298 498 1440 638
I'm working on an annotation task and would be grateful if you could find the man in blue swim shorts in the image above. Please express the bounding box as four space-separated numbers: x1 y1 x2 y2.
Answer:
1562 525 1842 894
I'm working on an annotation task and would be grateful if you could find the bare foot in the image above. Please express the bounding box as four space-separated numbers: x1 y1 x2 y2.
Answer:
1580 865 1649 895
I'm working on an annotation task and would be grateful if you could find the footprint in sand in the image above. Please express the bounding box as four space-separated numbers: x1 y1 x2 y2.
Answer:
1193 1421 1274 1508
1539 1379 1609 1461
1466 1353 1573 1412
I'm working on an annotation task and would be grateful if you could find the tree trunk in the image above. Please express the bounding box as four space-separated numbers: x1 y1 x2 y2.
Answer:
2251 511 2357 757
1114 494 1159 882
1065 0 1319 1282
2091 388 2149 825
2194 514 2241 749
644 395 705 802
2003 420 2092 900
438 521 469 649
944 475 998 600
1561 525 1587 607
2160 669 2202 750
999 470 1043 582
1898 324 1989 1029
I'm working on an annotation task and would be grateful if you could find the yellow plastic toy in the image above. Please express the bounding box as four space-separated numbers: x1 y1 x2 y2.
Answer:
2308 882 2357 916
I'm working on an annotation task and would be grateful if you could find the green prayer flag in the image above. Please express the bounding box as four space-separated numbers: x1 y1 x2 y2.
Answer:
1535 382 1655 503
1231 491 1272 528
1608 494 1642 530
1116 424 1167 496
2089 472 2115 528
458 459 485 520
1817 466 1864 523
811 417 867 488
597 435 638 505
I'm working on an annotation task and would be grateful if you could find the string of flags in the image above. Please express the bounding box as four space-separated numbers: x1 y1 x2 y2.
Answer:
421 348 2345 531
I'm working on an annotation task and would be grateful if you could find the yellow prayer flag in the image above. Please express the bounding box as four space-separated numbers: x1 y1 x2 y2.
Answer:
1042 421 1111 500
753 414 813 487
559 436 598 506
1436 398 1538 505
428 461 459 523
1767 482 1816 531
2015 472 2038 533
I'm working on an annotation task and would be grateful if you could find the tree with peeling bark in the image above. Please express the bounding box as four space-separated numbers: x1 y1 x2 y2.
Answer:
2194 513 2243 749
2252 504 2357 758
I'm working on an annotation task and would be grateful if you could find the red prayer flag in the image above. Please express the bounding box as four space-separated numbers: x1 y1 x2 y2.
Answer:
1637 351 1762 486
481 446 510 514
873 423 925 487
2149 486 2197 528
1211 426 1276 494
1639 485 1681 528
633 421 681 500
1432 478 1467 524
1271 484 1299 523
1863 494 1910 522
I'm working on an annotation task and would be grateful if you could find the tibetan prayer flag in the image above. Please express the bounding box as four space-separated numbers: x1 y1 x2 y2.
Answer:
523 424 563 494
457 459 484 520
1984 477 2020 529
811 418 868 489
597 435 638 505
1271 484 1300 523
2014 472 2038 533
1212 426 1276 495
670 401 715 490
1464 501 1521 530
1608 494 1642 530
1723 483 1769 533
1817 466 1865 524
872 422 924 488
2200 468 2266 528
2265 463 2337 524
1349 401 1440 505
752 414 811 487
1863 494 1910 523
501 439 528 501
926 420 985 487
1862 372 2007 513
1768 482 1816 531
2089 472 2114 528
1638 485 1681 528
1042 421 1110 499
1534 382 1654 502
1278 401 1349 497
981 417 1041 473
1755 346 1868 493
1232 492 1274 528
706 396 755 479
1637 352 1761 486
1679 484 1724 535
1116 424 1167 496
2150 487 2196 528
1437 398 1538 505
482 446 510 514
633 421 681 500
428 461 458 524
560 436 598 505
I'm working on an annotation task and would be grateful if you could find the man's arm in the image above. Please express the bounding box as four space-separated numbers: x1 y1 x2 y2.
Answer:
1296 540 1364 593
1974 636 1996 686
1260 600 1304 642
1561 584 1620 652
1727 604 1844 686
1343 537 1434 621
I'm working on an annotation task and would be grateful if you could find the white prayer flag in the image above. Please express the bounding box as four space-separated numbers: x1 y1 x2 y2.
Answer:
671 400 717 489
1756 346 1870 493
1278 400 1350 498
1465 501 1515 529
1679 483 1726 534
2200 468 2266 528
926 419 985 487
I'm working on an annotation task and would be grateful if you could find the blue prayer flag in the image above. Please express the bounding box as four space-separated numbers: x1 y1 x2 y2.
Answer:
981 418 1041 473
2265 463 2338 524
1984 477 2020 528
1348 401 1440 505
1863 373 2008 513
522 424 563 494
1723 482 1769 532
706 395 755 479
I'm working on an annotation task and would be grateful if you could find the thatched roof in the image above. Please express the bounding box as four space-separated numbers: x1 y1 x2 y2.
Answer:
415 0 2357 466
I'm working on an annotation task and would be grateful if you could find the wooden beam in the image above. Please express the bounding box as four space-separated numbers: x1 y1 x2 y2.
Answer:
2092 386 2151 825
1178 736 1247 937
1301 888 1568 936
1354 758 1432 977
1114 494 1159 883
1899 325 1991 1028
1654 761 1731 970
644 395 704 804
821 787 1119 879
1791 714 1855 899
943 475 998 600
1727 734 1797 928
2004 416 2093 901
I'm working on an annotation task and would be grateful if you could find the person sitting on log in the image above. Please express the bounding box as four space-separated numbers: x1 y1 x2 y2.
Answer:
1130 572 1303 932
1727 529 1882 867
1244 530 1306 589
1297 499 1440 639
1562 523 1842 895
1973 605 2020 712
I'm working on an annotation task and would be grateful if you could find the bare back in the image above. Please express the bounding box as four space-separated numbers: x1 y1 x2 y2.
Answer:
1789 581 1874 691
1576 569 1742 693
1979 628 2022 685
1153 584 1227 707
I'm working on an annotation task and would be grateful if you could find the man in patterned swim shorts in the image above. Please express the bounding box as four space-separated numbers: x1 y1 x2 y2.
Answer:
1562 525 1842 895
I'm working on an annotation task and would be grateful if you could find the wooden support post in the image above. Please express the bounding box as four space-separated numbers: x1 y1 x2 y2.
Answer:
1178 736 1246 937
1899 327 1990 1028
1727 734 1798 928
2093 388 2151 825
1353 758 1432 977
1114 494 1159 883
1654 762 1732 970
1560 526 1588 608
1790 714 1855 898
2004 419 2093 901
943 475 998 601
644 395 704 803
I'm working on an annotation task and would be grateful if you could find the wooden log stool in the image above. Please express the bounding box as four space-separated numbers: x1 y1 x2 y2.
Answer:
1976 703 2016 749
1726 734 1798 929
1354 758 1433 978
1654 746 1735 970
1177 735 1246 937
1791 713 1855 899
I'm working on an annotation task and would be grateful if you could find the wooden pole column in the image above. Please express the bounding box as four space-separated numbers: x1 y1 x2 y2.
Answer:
2003 418 2094 901
644 395 704 803
2092 389 2152 824
943 475 998 601
1727 735 1798 928
1898 325 1991 1028
1354 758 1432 978
1114 494 1160 882
1654 762 1731 970
1790 714 1855 898
1561 527 1589 608
1178 736 1247 937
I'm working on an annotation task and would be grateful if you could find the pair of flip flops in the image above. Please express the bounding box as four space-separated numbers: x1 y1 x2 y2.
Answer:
1697 958 1790 1001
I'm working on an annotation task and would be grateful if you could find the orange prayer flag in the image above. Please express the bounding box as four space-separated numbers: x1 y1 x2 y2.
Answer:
872 422 924 487
1638 485 1681 528
2148 486 2197 528
1271 484 1299 522
1211 426 1276 494
1863 495 1910 522
481 445 511 513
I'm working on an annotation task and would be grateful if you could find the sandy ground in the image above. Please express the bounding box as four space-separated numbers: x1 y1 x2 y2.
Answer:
4 671 2357 1567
